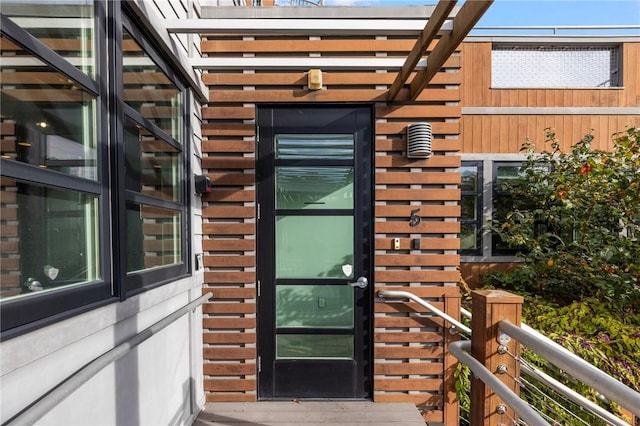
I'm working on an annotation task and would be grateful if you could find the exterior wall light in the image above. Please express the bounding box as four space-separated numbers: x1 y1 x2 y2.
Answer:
308 69 323 90
406 122 433 158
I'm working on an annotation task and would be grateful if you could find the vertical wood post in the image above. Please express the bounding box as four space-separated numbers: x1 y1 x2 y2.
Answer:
443 291 462 425
470 290 523 426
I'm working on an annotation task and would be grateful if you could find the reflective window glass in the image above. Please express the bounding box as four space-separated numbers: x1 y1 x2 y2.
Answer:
1 1 95 78
276 134 353 159
126 204 181 273
0 179 100 301
276 167 353 209
122 30 181 141
1 36 97 180
124 118 181 202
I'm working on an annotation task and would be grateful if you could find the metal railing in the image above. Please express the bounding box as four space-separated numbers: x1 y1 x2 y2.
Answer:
377 290 640 425
3 292 213 426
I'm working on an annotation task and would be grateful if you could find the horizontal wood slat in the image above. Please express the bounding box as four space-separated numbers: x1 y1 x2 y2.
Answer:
202 223 255 235
375 171 460 184
375 254 459 267
375 155 461 168
375 205 460 218
207 287 256 299
374 361 443 375
205 394 257 403
204 379 256 391
203 303 256 314
375 188 460 201
374 270 460 283
204 363 256 375
205 271 256 284
203 347 256 360
375 221 460 234
375 237 460 250
203 318 256 329
208 88 459 103
374 346 443 359
203 333 256 344
374 379 443 391
203 239 255 251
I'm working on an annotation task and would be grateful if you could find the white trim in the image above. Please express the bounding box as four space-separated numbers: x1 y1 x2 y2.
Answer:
127 0 209 102
191 57 427 70
463 107 640 115
165 18 453 36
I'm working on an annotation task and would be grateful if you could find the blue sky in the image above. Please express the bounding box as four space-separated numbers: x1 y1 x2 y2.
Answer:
321 0 640 33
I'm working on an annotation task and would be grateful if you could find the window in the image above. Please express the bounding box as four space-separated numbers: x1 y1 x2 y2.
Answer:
0 5 189 337
460 162 482 256
459 159 524 259
492 163 523 256
492 45 620 88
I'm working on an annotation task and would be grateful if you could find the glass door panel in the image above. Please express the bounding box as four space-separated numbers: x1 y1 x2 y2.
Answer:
276 215 354 279
276 285 354 328
276 167 354 209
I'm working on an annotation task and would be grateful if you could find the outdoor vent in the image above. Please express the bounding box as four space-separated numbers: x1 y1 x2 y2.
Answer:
406 122 433 158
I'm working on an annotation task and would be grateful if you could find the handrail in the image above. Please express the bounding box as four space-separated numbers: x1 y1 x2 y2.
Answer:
500 320 640 418
520 362 631 426
450 341 549 426
377 290 471 335
3 292 213 426
462 307 631 426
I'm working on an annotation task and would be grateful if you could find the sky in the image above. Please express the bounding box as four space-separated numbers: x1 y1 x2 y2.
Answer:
321 0 640 34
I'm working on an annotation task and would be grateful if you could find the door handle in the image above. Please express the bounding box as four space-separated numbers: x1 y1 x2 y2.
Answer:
348 276 368 289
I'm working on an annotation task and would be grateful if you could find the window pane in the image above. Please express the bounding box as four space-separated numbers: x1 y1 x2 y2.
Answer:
1 1 95 78
0 36 98 180
276 167 353 209
460 165 478 192
124 118 181 201
276 134 354 159
492 46 619 88
461 195 478 221
495 166 522 191
276 335 353 359
122 30 181 141
461 224 479 251
276 285 354 328
0 179 100 301
276 216 353 279
126 204 181 273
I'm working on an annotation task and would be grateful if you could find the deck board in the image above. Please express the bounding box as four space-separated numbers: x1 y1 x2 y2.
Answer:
194 401 425 425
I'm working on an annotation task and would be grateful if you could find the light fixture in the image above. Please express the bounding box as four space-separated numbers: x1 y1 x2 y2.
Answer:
308 69 322 90
406 122 433 158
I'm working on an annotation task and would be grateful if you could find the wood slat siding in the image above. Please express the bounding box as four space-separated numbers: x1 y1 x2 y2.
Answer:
460 41 640 153
200 32 462 421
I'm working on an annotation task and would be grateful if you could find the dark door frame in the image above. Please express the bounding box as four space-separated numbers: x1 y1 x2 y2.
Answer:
255 104 374 399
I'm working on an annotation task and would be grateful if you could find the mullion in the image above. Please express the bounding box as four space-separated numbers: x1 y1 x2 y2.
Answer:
123 104 182 151
0 15 99 97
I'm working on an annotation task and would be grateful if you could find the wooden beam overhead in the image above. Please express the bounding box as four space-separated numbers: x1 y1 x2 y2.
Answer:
409 0 493 101
387 0 457 102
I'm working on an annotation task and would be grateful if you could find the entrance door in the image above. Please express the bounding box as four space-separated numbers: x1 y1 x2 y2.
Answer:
256 105 373 399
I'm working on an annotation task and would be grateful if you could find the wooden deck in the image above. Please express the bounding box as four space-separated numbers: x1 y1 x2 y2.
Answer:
193 401 426 425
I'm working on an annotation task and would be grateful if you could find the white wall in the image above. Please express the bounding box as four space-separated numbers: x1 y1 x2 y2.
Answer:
0 276 205 425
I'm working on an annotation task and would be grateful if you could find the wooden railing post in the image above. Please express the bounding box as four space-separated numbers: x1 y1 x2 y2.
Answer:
470 290 523 426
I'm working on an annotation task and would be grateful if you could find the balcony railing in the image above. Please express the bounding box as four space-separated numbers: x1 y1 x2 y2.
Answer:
378 289 640 426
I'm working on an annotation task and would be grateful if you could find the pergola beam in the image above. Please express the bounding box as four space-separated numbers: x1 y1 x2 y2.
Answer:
165 18 452 36
387 0 457 102
409 0 493 101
